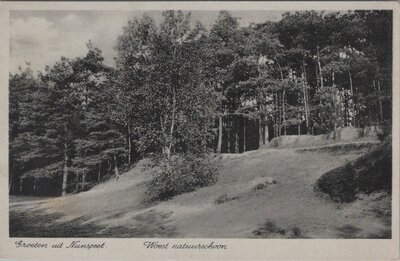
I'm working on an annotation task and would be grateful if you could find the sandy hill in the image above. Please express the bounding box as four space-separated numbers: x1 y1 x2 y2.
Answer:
10 138 391 238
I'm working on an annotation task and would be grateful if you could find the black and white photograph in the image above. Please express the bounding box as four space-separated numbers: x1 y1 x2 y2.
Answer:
5 5 396 242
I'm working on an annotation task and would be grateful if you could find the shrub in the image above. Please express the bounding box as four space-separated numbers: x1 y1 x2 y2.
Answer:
355 141 392 193
289 227 303 238
215 193 237 204
253 220 286 237
315 140 392 202
146 153 218 201
314 162 357 202
377 121 391 142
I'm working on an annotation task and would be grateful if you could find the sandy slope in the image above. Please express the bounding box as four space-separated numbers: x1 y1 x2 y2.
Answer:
9 141 391 238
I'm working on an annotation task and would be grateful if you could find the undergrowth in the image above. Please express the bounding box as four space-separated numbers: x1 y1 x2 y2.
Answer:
146 153 218 201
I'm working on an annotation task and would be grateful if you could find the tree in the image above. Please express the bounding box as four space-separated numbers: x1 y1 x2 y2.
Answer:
72 43 127 190
9 66 44 194
37 57 85 196
114 15 158 157
115 11 218 158
9 10 393 197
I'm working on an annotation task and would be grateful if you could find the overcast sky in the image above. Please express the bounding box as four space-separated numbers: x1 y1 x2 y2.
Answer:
10 10 284 73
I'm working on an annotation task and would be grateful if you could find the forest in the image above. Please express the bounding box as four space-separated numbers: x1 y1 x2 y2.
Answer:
9 10 392 198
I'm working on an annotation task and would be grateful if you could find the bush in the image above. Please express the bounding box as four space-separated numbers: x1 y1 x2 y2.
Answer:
377 121 391 142
215 193 237 204
315 162 357 202
253 220 286 237
146 153 218 201
315 139 392 202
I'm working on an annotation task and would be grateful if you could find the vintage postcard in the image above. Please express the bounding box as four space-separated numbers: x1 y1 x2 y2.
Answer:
0 1 399 260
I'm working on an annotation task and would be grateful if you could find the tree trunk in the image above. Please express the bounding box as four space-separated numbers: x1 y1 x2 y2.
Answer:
227 128 231 153
61 142 68 197
377 80 384 121
160 85 176 159
333 90 339 130
127 124 132 164
235 130 239 153
274 92 279 137
302 57 310 134
264 121 269 144
33 178 36 195
107 159 112 175
344 92 348 126
82 173 86 190
373 80 383 122
168 87 176 159
9 175 13 195
235 117 240 153
317 46 324 88
114 154 120 179
259 116 263 147
278 92 282 136
216 115 223 153
315 62 319 89
278 63 286 136
19 178 23 194
303 83 309 134
97 163 101 182
349 71 356 126
243 117 246 152
283 89 286 135
349 71 354 96
75 175 79 193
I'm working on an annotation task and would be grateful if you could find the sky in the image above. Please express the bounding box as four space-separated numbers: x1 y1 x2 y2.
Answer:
10 10 284 73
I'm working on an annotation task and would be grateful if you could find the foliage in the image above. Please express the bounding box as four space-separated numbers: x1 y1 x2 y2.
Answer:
315 140 392 202
146 153 218 201
315 161 357 202
115 10 218 156
376 120 391 142
312 86 341 134
9 10 393 196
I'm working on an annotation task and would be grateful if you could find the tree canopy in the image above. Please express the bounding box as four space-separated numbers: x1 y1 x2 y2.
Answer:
9 10 392 196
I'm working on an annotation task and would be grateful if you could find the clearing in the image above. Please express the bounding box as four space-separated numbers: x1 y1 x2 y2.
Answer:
9 139 391 238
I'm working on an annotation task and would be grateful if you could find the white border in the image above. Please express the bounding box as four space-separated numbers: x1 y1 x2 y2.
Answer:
0 2 399 260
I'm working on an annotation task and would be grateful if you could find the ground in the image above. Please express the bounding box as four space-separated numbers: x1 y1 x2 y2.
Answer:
9 139 391 238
